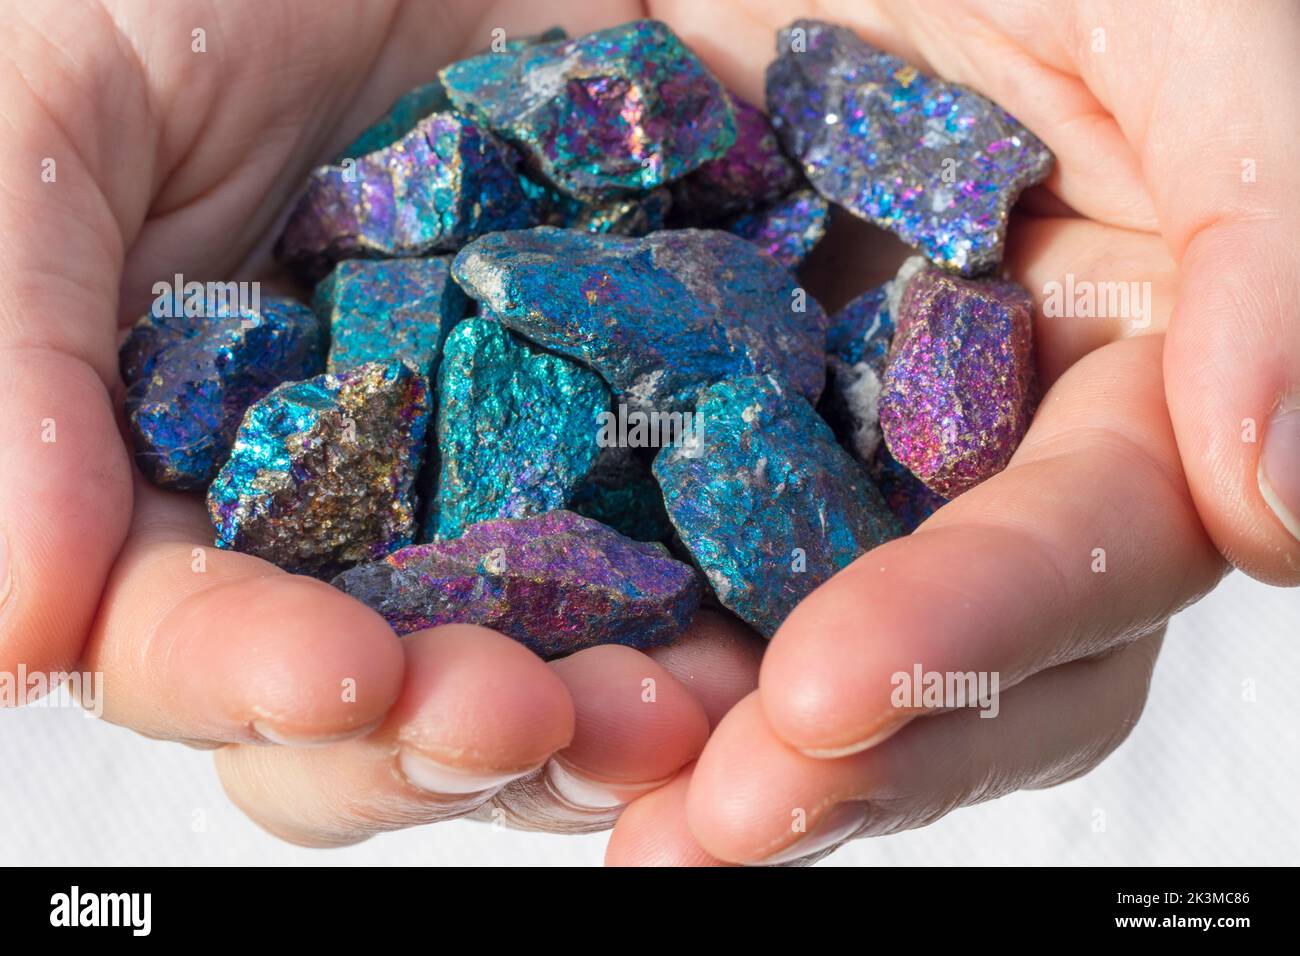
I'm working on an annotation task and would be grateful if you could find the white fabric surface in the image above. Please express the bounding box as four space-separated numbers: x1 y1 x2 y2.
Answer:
2 571 1295 866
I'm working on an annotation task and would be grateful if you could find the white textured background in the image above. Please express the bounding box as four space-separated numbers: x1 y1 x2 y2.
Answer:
2 571 1296 866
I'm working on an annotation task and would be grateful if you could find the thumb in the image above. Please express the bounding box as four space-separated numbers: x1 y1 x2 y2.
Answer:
1153 7 1300 585
0 27 142 687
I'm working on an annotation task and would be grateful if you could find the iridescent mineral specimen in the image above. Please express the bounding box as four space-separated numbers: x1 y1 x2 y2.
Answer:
452 227 827 412
826 280 894 370
872 446 947 533
120 296 324 490
654 375 901 638
880 267 1036 498
276 112 534 281
767 19 1052 275
333 510 702 657
208 362 430 576
672 97 800 222
440 20 736 199
339 81 452 160
316 258 468 378
426 319 609 541
821 280 894 461
726 188 829 270
569 445 673 542
338 29 569 160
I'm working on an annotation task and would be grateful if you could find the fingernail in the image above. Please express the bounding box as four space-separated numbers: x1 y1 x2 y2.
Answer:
251 718 382 747
798 713 912 759
1260 405 1300 542
398 750 537 796
758 802 870 865
544 759 671 811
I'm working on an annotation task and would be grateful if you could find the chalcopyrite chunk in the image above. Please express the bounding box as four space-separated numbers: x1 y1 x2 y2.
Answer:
440 20 736 199
654 375 901 638
338 81 452 160
208 362 430 576
766 19 1052 275
276 112 534 281
821 280 894 461
452 227 827 412
120 296 324 490
672 96 801 222
338 28 569 160
880 267 1036 498
333 510 702 658
726 188 829 270
872 446 947 534
569 445 673 542
316 258 468 378
426 319 609 541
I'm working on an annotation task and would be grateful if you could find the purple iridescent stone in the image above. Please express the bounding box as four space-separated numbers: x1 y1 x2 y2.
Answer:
332 510 702 658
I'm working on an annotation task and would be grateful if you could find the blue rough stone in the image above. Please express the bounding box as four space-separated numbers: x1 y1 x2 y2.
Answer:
726 188 829 270
333 510 702 658
425 318 609 541
208 361 430 576
441 20 736 199
767 19 1053 275
452 226 827 413
316 258 468 379
821 279 895 461
120 295 324 490
654 374 901 638
276 112 535 282
826 280 894 371
871 445 947 533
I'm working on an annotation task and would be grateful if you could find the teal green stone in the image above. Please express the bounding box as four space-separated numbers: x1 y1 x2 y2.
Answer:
316 258 468 379
426 319 610 541
440 20 736 199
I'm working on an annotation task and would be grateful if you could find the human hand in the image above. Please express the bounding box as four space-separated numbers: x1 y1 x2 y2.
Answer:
607 0 1297 865
0 0 764 845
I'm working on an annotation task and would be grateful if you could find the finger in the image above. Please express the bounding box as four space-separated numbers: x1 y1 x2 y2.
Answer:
0 37 144 684
646 608 764 728
1144 3 1300 584
760 334 1223 757
216 624 574 847
487 642 711 833
1002 214 1176 383
689 633 1162 865
605 766 734 867
81 479 405 745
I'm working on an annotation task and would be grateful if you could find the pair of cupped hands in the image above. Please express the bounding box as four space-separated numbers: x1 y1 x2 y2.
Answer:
0 0 1295 865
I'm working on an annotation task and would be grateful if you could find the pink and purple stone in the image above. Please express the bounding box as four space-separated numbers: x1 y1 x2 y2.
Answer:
880 265 1036 498
332 510 702 658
